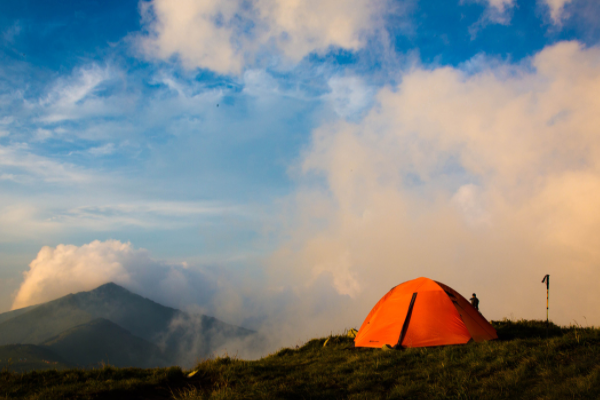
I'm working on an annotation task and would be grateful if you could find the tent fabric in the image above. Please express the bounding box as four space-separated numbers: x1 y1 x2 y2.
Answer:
354 277 498 349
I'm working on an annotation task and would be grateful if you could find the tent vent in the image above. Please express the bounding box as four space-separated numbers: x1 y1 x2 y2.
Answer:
444 290 456 298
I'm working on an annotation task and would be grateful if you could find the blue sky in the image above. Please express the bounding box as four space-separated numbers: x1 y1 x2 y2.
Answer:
1 0 600 338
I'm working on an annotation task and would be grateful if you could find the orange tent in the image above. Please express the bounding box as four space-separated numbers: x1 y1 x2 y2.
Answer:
354 277 497 348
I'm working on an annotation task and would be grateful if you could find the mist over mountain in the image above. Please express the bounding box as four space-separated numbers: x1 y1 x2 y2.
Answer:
156 311 258 367
0 283 255 369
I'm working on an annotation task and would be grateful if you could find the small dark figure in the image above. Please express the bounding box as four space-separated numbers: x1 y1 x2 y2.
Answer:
470 293 479 311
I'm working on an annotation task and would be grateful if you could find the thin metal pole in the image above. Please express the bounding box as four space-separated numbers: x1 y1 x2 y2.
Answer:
542 274 550 338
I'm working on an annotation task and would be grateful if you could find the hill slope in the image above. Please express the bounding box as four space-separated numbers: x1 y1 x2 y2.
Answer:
0 344 72 373
0 305 38 324
2 320 600 400
41 318 171 368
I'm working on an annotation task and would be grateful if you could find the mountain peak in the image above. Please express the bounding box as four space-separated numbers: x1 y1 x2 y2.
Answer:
91 282 129 293
85 283 173 311
0 281 255 369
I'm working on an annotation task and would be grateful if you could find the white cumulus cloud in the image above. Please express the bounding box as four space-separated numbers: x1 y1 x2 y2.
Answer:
138 0 388 74
11 240 219 311
12 240 138 309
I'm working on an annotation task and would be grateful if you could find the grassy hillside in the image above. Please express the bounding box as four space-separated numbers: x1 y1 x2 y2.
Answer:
41 318 171 368
1 320 599 399
0 344 72 373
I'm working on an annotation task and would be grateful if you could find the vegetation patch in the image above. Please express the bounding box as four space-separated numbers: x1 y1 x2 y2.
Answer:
2 320 599 399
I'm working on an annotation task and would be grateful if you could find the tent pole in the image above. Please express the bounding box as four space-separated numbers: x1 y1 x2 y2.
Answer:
395 292 418 349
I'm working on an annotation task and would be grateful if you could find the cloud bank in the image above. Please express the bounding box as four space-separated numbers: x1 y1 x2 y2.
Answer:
271 40 600 327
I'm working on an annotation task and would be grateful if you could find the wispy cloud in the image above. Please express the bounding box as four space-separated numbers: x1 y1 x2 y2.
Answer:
483 0 515 18
86 143 116 156
0 203 61 242
464 0 515 38
324 75 375 120
0 173 16 181
55 201 240 228
541 0 574 25
0 117 13 137
2 21 22 45
37 64 129 123
0 143 92 184
0 196 246 244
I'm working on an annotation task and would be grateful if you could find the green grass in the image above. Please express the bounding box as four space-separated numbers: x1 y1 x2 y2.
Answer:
0 366 185 400
2 320 600 399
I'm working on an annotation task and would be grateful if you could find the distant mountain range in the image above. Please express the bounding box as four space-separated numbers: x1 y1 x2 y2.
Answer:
0 283 255 370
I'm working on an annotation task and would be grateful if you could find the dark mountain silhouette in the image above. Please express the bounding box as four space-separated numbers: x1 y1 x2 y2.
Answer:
0 283 255 368
41 318 170 368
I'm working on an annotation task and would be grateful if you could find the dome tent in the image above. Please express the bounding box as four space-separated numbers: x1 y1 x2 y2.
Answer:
354 277 497 349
